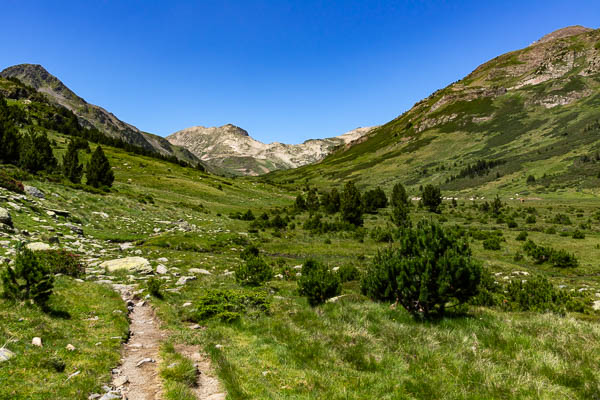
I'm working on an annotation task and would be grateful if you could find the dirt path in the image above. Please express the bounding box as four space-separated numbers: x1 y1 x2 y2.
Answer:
111 284 166 400
108 284 226 400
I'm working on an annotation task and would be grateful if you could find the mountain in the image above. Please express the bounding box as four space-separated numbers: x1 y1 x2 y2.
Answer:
267 26 600 196
167 124 374 176
0 64 199 165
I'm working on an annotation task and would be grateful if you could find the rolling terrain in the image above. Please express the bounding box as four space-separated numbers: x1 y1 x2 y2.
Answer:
267 26 600 198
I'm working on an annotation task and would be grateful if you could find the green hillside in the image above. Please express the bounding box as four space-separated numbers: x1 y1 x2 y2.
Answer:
267 27 600 199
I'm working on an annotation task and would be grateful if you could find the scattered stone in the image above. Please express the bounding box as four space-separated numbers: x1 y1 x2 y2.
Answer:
46 210 56 217
0 348 15 362
100 257 152 274
66 344 76 351
182 302 192 307
156 257 168 263
26 242 51 252
88 394 101 400
156 264 168 274
136 357 155 367
66 370 80 380
176 276 197 286
65 223 84 235
32 337 42 347
24 185 45 199
293 265 302 270
113 375 129 387
593 300 600 311
99 392 120 400
119 242 134 251
0 208 12 228
189 324 203 330
189 268 211 275
50 209 70 217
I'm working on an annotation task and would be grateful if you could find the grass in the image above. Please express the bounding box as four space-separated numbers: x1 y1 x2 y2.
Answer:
0 277 128 400
159 342 198 400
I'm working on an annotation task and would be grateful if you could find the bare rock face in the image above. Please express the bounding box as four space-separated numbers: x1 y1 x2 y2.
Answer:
167 125 375 176
100 257 152 274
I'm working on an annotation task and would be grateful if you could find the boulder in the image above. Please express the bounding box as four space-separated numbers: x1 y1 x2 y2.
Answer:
65 223 84 235
0 208 12 228
24 185 44 199
189 268 211 275
26 242 51 252
176 276 197 286
32 337 42 347
156 264 168 274
100 257 152 274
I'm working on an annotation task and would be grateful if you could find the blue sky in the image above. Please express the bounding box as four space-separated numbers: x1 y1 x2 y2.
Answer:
1 1 598 143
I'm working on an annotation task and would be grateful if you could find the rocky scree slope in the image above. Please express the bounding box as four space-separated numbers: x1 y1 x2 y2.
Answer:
267 26 600 194
167 124 374 176
0 64 199 165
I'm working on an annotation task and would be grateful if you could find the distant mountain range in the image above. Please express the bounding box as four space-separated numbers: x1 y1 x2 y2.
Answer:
167 124 374 176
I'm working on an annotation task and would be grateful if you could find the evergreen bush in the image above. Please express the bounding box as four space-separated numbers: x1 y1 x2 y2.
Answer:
298 259 341 306
361 220 481 318
340 181 363 226
85 146 114 188
235 256 273 286
62 139 83 183
1 247 54 307
422 184 442 213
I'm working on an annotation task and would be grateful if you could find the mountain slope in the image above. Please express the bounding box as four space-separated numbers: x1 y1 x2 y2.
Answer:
0 64 199 165
267 26 600 197
167 124 374 176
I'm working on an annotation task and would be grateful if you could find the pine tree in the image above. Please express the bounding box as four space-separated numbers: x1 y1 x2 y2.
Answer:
391 202 410 228
1 247 54 308
0 97 20 165
341 181 363 226
422 184 442 213
306 188 320 212
85 146 114 188
62 139 83 183
295 194 307 211
391 182 409 208
19 130 57 174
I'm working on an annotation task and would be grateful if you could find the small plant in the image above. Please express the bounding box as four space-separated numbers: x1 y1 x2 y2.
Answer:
188 289 270 322
552 213 572 225
37 250 85 277
516 231 528 241
298 259 341 306
235 256 273 286
240 244 260 260
147 277 163 298
1 247 54 308
572 230 585 239
525 215 536 224
549 249 578 268
336 264 361 283
483 237 501 250
0 170 24 194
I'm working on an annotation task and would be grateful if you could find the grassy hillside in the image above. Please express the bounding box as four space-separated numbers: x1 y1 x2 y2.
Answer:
266 28 600 199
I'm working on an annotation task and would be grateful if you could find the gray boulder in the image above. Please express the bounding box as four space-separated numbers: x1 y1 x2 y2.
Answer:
24 185 45 199
0 348 15 362
0 208 12 228
100 257 152 274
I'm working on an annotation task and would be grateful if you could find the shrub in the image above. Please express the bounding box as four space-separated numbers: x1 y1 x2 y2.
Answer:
240 245 260 260
552 213 571 225
526 175 536 184
321 188 340 214
235 256 273 286
516 231 528 241
241 209 255 221
483 237 501 250
336 264 361 283
549 249 578 268
422 184 442 213
0 170 24 194
362 187 388 214
188 289 270 322
295 194 307 211
391 182 409 208
370 227 393 243
298 259 341 306
506 219 518 228
37 249 85 277
361 220 481 318
572 230 585 239
147 277 163 298
19 130 57 174
1 247 54 307
523 240 578 268
391 201 410 228
306 188 320 212
62 139 83 184
525 215 536 224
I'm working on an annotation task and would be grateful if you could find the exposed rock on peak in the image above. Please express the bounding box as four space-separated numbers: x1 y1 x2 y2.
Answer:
167 125 375 176
533 25 593 45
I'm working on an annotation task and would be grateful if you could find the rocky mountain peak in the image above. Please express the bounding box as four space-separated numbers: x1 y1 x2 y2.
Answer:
533 25 593 45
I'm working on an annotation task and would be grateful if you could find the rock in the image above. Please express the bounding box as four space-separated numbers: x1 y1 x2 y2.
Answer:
113 375 129 387
156 257 168 263
156 264 168 274
0 208 12 227
65 223 84 235
100 257 152 274
99 393 120 400
182 302 192 307
24 185 44 199
206 394 227 400
88 394 101 400
48 236 60 244
136 357 155 367
176 276 197 286
32 337 42 347
189 268 211 275
49 209 70 217
26 242 51 252
593 300 600 311
92 211 109 219
0 348 15 362
66 344 76 351
46 210 56 217
119 242 134 251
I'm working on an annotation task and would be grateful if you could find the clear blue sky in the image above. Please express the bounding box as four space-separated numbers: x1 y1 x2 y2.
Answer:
1 1 598 144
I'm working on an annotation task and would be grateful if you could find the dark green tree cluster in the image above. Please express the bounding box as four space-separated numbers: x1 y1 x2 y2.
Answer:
19 130 58 174
422 184 442 213
320 188 340 214
62 139 84 183
340 181 363 226
362 187 388 214
361 220 482 318
390 183 411 227
0 97 20 165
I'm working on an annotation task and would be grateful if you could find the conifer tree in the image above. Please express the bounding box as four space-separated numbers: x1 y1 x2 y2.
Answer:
62 139 83 183
1 246 54 308
391 182 409 208
19 130 57 174
85 146 114 188
341 181 363 226
422 184 442 213
0 97 20 165
306 188 320 212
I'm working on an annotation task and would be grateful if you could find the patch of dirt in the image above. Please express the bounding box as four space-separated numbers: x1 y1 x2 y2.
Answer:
112 284 167 400
175 344 227 400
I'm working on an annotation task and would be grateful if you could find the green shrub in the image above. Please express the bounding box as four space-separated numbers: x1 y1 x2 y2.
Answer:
506 219 518 228
525 215 536 224
235 256 273 286
572 230 585 239
37 249 84 277
147 277 163 298
552 213 572 225
370 227 393 243
336 264 361 283
545 227 556 234
523 240 578 268
298 259 341 306
516 231 528 241
85 146 114 188
1 247 54 307
483 237 501 250
240 245 259 260
361 220 481 318
549 249 578 268
340 181 363 226
422 184 442 213
188 289 270 322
